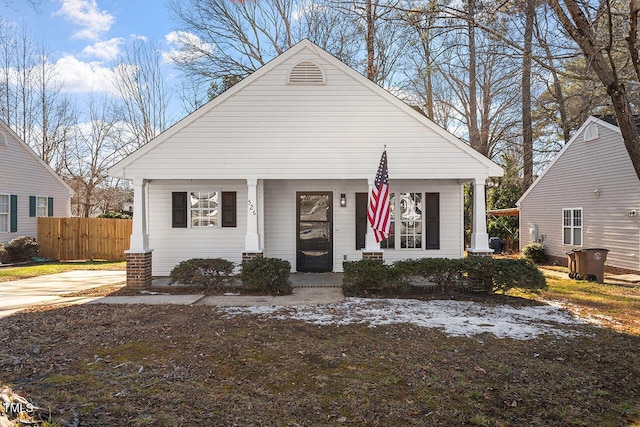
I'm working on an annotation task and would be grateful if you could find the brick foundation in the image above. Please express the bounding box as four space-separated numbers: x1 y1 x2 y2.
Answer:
242 252 264 262
126 251 153 289
362 251 384 262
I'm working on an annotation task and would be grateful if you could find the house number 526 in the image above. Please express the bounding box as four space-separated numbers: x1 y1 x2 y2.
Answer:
248 200 257 216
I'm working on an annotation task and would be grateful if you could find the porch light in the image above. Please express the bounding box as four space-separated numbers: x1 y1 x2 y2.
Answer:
340 193 347 207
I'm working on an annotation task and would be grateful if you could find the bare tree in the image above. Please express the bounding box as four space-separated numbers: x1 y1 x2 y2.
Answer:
547 0 640 180
64 97 125 217
112 39 172 151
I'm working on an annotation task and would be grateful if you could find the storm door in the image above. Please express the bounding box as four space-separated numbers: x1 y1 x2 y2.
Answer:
296 192 333 272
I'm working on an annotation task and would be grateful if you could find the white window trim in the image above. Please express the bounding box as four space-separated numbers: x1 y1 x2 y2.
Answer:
562 207 583 246
0 194 9 233
189 190 221 228
35 195 48 218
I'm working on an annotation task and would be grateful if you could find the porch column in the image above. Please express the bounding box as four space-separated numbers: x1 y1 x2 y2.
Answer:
126 177 152 289
129 177 149 252
468 177 493 256
243 178 262 260
363 178 383 261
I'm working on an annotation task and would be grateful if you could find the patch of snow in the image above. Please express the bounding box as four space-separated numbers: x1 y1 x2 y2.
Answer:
218 298 586 340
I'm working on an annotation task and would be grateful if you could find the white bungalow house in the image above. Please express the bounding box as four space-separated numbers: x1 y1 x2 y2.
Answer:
109 40 503 288
0 120 73 245
518 115 640 272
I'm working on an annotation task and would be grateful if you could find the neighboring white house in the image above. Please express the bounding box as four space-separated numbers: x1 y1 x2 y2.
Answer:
0 120 73 244
109 40 503 287
518 115 640 272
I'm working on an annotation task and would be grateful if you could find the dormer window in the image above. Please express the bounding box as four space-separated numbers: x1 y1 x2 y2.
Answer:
288 61 325 85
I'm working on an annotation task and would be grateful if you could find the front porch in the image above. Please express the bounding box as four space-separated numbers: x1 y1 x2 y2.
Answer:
125 177 493 288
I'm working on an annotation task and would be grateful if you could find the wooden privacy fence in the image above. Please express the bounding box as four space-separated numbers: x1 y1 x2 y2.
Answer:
38 217 132 261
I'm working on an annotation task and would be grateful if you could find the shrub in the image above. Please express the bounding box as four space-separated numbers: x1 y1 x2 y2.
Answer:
522 243 547 264
343 257 547 296
5 236 39 262
241 257 292 295
98 211 132 219
492 258 547 294
342 259 407 296
169 258 235 289
0 243 9 264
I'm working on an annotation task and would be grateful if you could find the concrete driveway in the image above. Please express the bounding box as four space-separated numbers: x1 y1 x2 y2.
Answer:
0 270 126 318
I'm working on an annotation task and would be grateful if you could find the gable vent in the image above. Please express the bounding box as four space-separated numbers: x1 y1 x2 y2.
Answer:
0 131 6 147
583 123 599 142
288 61 325 85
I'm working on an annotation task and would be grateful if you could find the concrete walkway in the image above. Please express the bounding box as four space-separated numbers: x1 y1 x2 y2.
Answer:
540 267 640 287
88 287 344 307
0 270 126 318
0 271 345 318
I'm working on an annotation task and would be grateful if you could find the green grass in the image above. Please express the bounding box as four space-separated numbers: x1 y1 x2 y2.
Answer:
0 261 125 282
510 271 640 335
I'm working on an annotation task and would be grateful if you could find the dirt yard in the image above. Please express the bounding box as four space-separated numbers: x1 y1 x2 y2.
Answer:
1 297 639 426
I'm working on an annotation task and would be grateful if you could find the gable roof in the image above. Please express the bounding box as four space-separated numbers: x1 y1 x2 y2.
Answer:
110 39 503 179
0 120 73 195
517 115 622 206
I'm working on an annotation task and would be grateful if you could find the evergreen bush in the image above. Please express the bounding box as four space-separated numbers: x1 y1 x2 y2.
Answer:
0 243 9 264
5 236 39 262
241 257 292 295
169 258 234 289
521 243 547 264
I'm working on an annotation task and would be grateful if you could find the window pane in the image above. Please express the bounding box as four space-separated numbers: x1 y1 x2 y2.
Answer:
0 195 8 214
36 196 47 217
563 227 571 245
573 209 582 227
400 193 422 249
573 228 581 246
190 192 219 227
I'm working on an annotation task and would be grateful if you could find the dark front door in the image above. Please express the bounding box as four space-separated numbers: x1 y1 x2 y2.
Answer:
296 192 333 272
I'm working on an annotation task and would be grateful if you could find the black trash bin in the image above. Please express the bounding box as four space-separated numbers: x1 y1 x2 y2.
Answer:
489 237 504 254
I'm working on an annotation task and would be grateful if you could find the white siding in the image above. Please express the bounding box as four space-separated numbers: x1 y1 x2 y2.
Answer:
520 120 640 271
264 179 464 272
112 45 498 181
0 126 71 244
148 178 465 275
148 180 247 276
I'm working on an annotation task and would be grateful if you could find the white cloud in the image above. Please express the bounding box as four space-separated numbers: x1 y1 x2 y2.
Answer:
53 0 115 40
163 31 214 64
54 55 116 94
81 38 123 61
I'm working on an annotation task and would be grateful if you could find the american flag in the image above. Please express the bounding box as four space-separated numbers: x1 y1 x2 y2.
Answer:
368 149 391 243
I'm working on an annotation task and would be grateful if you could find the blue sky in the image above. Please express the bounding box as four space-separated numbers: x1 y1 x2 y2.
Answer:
1 0 185 114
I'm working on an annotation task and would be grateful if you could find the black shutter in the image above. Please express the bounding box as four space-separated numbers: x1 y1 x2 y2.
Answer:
355 192 368 250
172 192 188 228
425 193 440 250
10 195 17 232
221 192 237 227
29 196 36 217
48 197 54 217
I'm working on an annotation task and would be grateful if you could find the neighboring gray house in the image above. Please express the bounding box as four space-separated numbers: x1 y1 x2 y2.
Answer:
109 40 503 288
518 115 640 272
0 120 73 244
